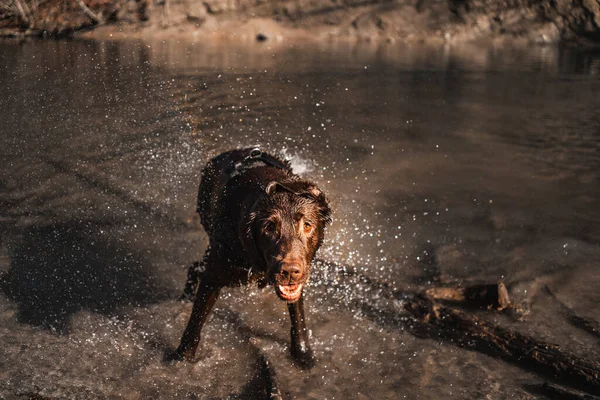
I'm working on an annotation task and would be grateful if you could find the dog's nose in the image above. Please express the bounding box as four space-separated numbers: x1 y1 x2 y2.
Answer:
279 263 302 282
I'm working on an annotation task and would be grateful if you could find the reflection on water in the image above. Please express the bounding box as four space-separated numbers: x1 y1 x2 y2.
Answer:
2 38 600 74
1 38 599 399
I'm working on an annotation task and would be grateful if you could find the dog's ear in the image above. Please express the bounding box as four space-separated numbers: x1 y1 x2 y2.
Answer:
266 181 296 195
311 186 333 226
301 184 333 226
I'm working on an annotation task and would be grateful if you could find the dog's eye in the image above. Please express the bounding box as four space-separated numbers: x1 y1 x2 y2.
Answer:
264 221 276 234
303 222 313 235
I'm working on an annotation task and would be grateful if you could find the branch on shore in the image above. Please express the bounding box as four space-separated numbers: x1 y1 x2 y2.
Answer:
76 0 101 24
0 0 49 24
13 0 30 24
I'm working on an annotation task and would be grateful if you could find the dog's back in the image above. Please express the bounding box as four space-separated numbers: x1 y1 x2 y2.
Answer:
196 149 292 238
196 149 247 237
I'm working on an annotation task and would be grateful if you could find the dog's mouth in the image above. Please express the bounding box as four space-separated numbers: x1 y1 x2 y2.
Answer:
275 283 303 302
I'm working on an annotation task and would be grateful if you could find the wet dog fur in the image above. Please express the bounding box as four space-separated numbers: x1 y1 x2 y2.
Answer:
171 148 331 367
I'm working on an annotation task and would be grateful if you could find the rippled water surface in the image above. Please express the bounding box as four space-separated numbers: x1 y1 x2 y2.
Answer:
1 39 599 399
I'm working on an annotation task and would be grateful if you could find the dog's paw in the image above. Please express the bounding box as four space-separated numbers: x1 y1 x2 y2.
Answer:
163 350 185 365
291 347 316 370
164 347 212 365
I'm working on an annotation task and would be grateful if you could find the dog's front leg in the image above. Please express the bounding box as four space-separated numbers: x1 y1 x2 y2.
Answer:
288 293 315 368
179 250 210 302
175 277 221 362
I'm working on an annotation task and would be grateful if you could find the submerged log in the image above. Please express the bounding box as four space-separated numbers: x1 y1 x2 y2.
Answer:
408 299 600 395
425 282 510 310
538 381 600 400
544 286 600 341
358 295 600 395
315 259 600 396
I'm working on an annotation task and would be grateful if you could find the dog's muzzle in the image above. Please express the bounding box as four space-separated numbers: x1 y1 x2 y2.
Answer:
275 283 304 302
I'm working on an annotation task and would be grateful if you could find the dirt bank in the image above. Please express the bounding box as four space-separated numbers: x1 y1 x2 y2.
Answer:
1 0 600 44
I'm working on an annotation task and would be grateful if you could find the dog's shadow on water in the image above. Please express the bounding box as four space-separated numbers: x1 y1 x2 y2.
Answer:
0 221 169 333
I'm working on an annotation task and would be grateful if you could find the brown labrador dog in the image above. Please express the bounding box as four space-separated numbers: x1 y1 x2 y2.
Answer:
172 148 332 367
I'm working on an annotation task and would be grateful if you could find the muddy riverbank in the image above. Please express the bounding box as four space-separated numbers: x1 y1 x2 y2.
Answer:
1 0 600 45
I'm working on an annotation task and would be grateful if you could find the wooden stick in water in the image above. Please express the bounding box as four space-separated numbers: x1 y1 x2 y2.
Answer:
425 282 511 310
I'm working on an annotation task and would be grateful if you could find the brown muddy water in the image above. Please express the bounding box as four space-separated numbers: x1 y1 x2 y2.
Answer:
0 39 599 399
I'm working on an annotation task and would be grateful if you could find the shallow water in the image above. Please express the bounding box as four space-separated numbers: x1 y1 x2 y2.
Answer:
0 38 599 399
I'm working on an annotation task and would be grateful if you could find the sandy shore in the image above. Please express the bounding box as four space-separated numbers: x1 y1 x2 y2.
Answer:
2 0 599 45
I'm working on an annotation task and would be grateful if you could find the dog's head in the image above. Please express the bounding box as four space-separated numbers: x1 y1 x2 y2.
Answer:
249 180 332 303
